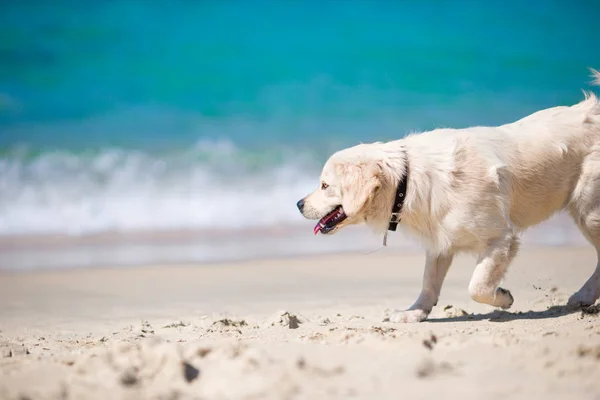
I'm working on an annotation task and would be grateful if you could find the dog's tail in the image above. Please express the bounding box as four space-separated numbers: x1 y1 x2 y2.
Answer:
583 68 600 125
591 68 600 86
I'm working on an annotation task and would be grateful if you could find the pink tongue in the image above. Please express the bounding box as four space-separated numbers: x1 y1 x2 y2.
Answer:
313 208 339 235
313 222 322 235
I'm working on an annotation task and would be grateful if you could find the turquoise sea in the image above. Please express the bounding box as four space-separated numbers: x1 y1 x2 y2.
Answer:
0 1 599 267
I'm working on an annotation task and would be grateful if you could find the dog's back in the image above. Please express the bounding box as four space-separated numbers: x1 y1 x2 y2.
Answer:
429 71 600 230
498 86 600 228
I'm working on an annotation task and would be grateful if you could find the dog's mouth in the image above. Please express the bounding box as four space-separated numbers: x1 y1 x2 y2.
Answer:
313 206 347 235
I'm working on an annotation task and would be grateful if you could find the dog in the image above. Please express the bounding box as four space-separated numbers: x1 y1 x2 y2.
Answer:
297 69 600 323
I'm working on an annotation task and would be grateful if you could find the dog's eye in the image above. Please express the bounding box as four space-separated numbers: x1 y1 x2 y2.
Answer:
321 182 329 190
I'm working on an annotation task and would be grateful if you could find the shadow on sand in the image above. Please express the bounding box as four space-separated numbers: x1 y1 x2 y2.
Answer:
427 304 599 323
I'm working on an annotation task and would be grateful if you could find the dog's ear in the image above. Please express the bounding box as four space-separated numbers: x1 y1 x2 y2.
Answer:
339 161 382 217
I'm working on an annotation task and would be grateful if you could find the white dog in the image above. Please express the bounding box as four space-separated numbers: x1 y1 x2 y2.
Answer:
297 69 600 323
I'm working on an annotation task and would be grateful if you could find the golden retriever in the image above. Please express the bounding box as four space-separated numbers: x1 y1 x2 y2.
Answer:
297 69 600 322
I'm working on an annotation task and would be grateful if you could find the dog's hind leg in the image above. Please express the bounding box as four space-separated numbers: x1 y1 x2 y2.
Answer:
468 230 519 309
568 151 600 307
566 212 600 307
387 252 454 323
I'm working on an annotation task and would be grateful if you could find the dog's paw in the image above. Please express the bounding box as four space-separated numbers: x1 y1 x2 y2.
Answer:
567 289 600 309
497 287 514 309
384 309 429 323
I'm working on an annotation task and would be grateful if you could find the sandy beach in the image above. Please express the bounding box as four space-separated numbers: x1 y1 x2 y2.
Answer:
1 245 599 400
3 1 599 399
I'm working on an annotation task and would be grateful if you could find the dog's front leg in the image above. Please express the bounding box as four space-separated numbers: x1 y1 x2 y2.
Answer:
386 252 454 323
468 232 518 309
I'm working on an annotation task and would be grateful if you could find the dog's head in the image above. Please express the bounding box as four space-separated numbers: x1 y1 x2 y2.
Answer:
297 143 403 235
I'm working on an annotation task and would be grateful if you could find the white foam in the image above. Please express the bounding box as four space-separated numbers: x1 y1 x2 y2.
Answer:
0 142 319 236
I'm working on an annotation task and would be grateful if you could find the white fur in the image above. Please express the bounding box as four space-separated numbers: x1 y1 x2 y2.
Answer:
299 68 600 322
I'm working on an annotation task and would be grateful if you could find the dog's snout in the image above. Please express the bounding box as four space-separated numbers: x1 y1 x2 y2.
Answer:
296 198 305 212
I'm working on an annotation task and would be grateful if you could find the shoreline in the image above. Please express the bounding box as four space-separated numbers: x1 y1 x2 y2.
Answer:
0 241 591 274
0 212 589 272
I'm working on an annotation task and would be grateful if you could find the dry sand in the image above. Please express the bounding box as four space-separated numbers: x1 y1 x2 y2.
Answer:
1 246 599 400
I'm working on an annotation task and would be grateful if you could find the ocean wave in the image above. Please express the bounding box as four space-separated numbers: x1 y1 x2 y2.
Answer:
0 140 321 236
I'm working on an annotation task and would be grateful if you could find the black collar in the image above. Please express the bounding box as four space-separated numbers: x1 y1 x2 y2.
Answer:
387 166 408 232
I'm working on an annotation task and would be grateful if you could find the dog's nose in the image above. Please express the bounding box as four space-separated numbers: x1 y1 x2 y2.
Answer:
296 198 305 212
